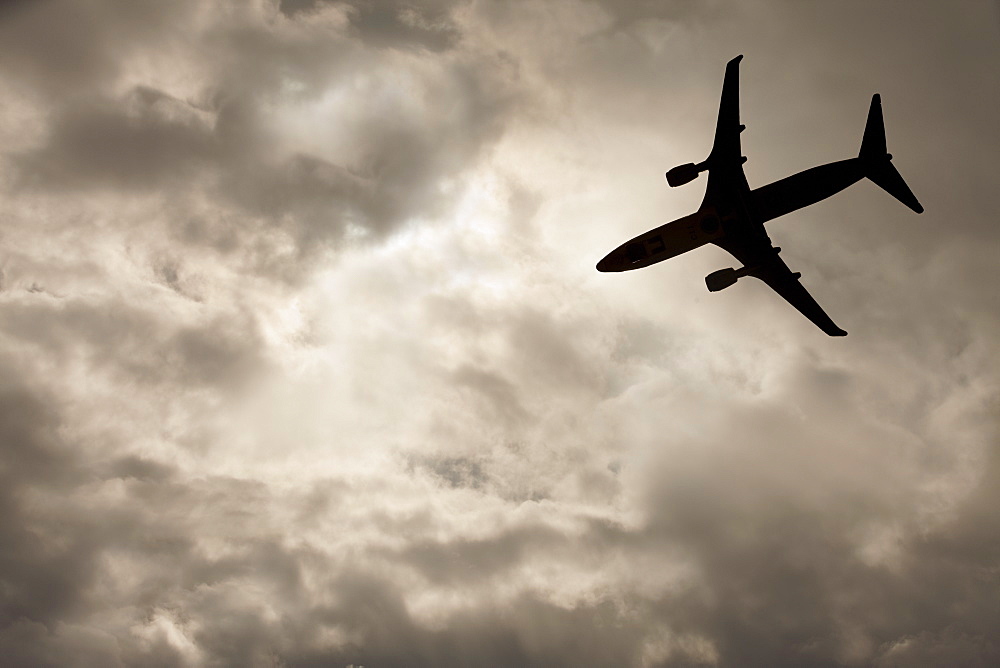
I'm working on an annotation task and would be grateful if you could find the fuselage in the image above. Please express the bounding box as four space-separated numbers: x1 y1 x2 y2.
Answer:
596 156 867 273
596 208 725 272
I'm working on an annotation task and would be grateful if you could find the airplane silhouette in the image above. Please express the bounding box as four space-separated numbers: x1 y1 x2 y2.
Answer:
596 55 923 336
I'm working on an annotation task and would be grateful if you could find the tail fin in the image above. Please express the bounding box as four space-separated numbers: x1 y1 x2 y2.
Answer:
859 94 923 213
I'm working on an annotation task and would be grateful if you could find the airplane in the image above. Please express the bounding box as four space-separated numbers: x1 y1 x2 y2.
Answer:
596 55 923 336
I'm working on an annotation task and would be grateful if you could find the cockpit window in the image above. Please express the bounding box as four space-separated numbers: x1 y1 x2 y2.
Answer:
626 242 647 263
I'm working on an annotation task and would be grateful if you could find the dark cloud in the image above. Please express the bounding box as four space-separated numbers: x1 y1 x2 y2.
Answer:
0 377 99 637
210 46 520 265
276 571 650 668
0 296 267 390
592 0 725 35
6 5 520 276
0 0 197 98
611 375 1000 667
0 620 124 668
280 0 462 51
452 364 530 424
14 90 216 191
416 454 490 489
107 454 175 483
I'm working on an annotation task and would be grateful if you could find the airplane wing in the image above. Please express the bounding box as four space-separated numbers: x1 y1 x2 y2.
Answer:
703 56 845 336
714 236 848 336
701 55 750 209
750 256 848 336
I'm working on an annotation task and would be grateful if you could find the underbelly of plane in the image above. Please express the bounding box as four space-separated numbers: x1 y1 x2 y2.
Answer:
597 208 727 272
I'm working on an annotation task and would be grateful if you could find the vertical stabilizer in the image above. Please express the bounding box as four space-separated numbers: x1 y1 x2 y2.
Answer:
859 94 924 213
860 94 887 158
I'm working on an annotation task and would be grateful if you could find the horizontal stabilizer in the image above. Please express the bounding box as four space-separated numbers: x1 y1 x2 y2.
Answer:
868 158 923 214
860 94 923 214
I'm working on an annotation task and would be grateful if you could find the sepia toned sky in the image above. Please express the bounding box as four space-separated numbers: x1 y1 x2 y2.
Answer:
0 1 998 665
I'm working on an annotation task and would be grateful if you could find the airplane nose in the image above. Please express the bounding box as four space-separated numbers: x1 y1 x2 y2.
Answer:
597 249 625 272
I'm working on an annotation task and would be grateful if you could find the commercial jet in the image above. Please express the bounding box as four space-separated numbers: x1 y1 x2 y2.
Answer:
596 55 923 336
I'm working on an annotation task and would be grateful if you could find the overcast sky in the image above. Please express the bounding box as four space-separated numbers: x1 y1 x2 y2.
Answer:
0 1 998 666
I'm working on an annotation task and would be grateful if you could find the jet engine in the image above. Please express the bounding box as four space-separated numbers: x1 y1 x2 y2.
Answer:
705 267 739 292
706 264 759 291
665 161 707 187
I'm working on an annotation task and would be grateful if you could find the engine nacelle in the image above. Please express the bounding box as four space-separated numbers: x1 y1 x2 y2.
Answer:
705 267 739 292
666 163 702 187
707 264 759 292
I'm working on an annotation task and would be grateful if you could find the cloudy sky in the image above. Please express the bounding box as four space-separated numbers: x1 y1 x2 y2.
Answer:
0 1 998 666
